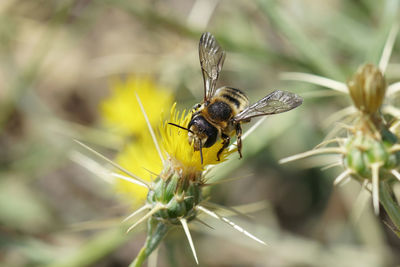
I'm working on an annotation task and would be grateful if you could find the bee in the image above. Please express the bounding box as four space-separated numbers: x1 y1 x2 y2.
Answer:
169 32 303 163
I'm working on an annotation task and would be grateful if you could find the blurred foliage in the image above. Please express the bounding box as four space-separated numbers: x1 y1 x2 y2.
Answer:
0 0 399 266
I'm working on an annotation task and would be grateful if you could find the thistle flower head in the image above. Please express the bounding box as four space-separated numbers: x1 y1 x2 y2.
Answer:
92 97 263 266
347 64 387 115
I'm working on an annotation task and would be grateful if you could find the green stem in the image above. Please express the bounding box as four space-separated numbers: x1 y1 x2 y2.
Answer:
130 247 147 267
130 219 170 267
379 181 400 237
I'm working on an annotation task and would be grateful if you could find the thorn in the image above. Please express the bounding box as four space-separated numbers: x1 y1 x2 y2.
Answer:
298 90 343 98
279 147 345 164
141 167 157 182
141 167 158 177
180 218 199 265
74 140 150 188
383 105 400 119
333 169 353 186
184 196 195 200
371 163 382 215
349 180 370 223
320 161 342 171
69 151 113 184
135 92 165 164
203 173 253 186
314 138 345 149
126 205 164 233
229 201 270 215
202 201 251 219
280 72 348 93
321 106 357 129
389 144 400 153
391 169 400 182
387 82 400 97
334 122 356 132
323 120 355 144
122 204 150 222
339 177 352 187
194 218 214 230
111 172 148 188
197 205 266 245
379 21 399 74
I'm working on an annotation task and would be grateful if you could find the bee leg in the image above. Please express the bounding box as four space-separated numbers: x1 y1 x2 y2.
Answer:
236 124 243 159
217 134 230 161
199 140 204 165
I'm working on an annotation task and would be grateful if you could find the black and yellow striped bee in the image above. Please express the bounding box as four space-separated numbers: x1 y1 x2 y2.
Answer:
170 32 303 163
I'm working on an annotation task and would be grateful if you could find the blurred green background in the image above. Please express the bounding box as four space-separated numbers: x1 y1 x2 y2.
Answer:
1 0 400 266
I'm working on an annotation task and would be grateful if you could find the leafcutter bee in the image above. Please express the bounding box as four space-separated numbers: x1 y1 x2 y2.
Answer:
169 32 303 163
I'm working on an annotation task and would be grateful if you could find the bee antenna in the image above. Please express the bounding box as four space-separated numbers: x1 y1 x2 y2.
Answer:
168 122 194 134
199 140 204 165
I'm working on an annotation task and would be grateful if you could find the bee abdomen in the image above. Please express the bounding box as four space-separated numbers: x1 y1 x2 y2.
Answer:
221 94 241 108
215 87 249 111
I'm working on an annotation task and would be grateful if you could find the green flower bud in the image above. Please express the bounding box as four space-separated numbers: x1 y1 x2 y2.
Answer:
344 129 400 181
345 147 367 176
347 64 386 114
147 169 202 225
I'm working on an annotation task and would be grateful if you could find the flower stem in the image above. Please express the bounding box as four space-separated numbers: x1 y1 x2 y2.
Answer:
130 247 147 267
130 218 170 267
379 181 400 237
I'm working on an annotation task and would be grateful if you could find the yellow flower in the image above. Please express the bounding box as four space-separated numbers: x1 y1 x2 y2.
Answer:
101 76 173 137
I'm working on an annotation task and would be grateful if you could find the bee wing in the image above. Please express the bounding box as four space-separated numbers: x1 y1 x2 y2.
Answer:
199 32 226 102
233 90 303 122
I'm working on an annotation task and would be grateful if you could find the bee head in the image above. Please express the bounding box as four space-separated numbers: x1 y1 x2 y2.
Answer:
187 125 207 151
168 115 218 164
187 115 218 150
